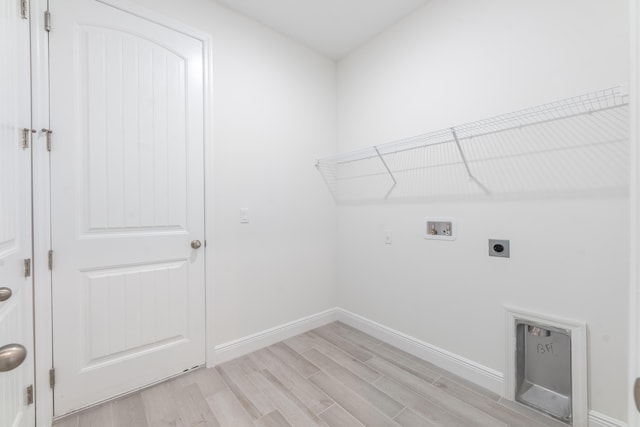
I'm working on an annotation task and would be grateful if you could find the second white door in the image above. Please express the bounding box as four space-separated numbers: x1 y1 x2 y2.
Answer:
0 1 34 426
50 0 206 415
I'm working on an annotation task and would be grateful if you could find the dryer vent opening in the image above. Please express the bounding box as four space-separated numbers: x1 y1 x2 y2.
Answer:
516 320 572 423
505 308 587 426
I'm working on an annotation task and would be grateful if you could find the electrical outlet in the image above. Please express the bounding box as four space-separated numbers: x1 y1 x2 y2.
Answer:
489 239 510 257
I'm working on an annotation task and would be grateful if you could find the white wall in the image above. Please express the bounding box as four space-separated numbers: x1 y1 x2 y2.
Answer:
336 0 630 421
103 0 630 420
127 0 338 345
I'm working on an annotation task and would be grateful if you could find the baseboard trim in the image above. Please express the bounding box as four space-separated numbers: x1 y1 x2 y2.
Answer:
588 411 627 427
334 308 504 395
208 308 338 366
207 307 626 427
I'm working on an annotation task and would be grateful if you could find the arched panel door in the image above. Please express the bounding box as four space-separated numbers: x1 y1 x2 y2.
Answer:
50 0 206 415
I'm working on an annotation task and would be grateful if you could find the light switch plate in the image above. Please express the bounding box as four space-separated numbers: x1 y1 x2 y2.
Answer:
240 208 249 224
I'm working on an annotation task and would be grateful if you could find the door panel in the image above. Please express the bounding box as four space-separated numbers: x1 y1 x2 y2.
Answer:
82 260 189 365
80 26 188 233
0 1 35 426
51 0 205 415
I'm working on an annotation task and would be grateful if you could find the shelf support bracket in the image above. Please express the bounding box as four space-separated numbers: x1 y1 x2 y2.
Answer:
450 128 490 194
315 160 339 203
374 146 397 199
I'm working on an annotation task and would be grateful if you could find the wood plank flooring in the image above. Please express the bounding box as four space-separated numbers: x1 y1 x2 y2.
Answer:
54 322 567 427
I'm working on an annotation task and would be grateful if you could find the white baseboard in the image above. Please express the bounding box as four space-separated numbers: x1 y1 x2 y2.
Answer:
589 411 627 427
207 307 626 427
208 308 338 366
334 308 504 395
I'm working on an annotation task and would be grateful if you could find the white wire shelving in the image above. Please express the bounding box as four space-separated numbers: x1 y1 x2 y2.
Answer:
316 86 630 202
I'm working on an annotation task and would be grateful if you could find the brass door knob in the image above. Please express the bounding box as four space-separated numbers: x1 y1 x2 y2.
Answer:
191 240 202 249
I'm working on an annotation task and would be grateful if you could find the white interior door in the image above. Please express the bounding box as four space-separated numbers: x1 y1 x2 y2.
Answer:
50 0 206 415
0 1 35 427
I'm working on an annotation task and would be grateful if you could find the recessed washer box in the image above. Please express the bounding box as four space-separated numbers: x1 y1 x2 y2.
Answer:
424 217 456 241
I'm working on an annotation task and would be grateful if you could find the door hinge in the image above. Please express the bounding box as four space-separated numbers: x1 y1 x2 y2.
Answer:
20 0 28 19
44 10 51 32
26 385 33 405
48 250 53 270
42 129 53 151
24 259 31 278
49 368 56 388
21 128 35 149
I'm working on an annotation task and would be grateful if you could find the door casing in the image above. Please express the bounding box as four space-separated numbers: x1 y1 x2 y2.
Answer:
31 0 54 424
630 0 639 426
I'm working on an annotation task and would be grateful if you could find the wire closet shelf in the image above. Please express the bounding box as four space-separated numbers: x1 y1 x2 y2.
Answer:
316 86 629 202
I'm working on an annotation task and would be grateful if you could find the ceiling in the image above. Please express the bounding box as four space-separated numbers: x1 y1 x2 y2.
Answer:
214 0 429 59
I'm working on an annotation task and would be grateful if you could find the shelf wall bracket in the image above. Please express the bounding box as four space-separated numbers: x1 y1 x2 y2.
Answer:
450 127 491 194
374 146 397 199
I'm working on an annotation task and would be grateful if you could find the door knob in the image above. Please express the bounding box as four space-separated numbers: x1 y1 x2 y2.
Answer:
0 344 27 372
191 240 202 249
635 378 640 413
0 287 12 302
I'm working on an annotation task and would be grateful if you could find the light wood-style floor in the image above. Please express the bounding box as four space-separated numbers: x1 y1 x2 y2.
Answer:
54 322 567 427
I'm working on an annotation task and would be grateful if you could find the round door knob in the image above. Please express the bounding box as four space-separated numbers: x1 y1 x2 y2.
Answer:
191 240 202 249
0 287 12 302
0 343 27 372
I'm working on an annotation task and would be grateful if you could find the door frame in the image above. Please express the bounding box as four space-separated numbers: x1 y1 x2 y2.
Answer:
31 0 214 423
625 0 640 424
31 0 53 425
